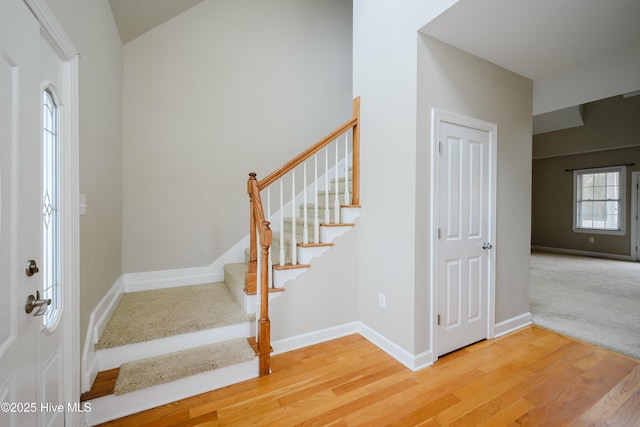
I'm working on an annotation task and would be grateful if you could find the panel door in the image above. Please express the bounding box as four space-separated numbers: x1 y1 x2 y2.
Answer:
438 121 492 356
1 1 64 426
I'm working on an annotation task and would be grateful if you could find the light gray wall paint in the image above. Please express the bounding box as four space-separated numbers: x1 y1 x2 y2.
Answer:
43 0 124 374
416 36 533 350
352 0 459 355
122 0 353 273
270 226 359 341
532 95 640 255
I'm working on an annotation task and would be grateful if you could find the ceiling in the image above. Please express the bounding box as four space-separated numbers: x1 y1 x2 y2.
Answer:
422 0 640 82
109 0 203 44
422 0 640 131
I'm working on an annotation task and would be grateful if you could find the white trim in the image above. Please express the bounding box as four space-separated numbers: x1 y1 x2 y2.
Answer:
84 358 258 426
494 312 532 338
271 322 434 372
430 109 497 361
631 172 639 261
81 277 125 392
358 323 434 371
96 322 252 371
271 322 359 355
22 1 81 425
572 166 626 235
123 234 249 292
532 245 633 261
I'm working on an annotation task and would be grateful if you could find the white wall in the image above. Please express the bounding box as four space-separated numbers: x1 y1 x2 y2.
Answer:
352 0 458 354
353 0 532 359
122 0 353 273
43 0 123 374
270 226 359 341
416 37 533 353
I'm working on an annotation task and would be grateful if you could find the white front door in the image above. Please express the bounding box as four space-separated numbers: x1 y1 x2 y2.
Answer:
436 117 495 357
1 1 65 425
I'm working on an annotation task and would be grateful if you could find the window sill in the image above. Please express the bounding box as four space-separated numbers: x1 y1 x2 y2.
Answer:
572 228 626 236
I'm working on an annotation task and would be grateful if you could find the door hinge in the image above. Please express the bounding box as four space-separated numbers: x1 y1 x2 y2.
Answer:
438 228 441 239
437 314 441 326
439 142 442 154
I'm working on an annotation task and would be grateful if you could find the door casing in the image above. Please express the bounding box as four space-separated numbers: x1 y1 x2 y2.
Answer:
24 0 81 424
631 171 640 261
430 109 497 361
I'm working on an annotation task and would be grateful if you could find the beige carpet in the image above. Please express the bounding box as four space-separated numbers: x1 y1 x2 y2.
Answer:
530 251 640 360
96 282 252 349
113 338 256 395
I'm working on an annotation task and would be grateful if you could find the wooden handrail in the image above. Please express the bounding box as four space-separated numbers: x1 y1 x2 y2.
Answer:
258 98 360 190
246 97 360 377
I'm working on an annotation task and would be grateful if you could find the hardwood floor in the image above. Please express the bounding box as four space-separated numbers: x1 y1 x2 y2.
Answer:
97 326 640 426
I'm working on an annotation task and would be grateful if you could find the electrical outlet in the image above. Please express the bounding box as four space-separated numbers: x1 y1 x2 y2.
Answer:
589 237 595 243
378 293 386 309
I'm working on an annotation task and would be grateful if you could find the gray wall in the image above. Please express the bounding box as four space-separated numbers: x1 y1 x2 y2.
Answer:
532 95 640 255
121 0 353 273
416 36 533 348
43 0 124 371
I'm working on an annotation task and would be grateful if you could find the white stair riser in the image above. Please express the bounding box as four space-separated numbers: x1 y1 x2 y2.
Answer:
341 206 361 223
273 266 309 288
320 225 353 243
297 245 332 265
85 359 258 426
96 322 252 370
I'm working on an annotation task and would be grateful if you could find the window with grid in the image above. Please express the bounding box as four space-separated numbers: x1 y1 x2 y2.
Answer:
573 166 625 234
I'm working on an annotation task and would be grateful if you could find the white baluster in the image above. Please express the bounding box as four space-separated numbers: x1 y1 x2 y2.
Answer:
303 161 309 244
324 148 330 224
314 153 319 244
291 169 297 265
279 179 285 266
344 132 350 206
266 188 272 286
334 138 341 224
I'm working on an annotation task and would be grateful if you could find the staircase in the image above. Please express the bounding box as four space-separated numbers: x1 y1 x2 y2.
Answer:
81 98 360 426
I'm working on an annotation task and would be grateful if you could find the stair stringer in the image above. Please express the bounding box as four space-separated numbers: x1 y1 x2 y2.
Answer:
272 206 360 288
268 218 361 343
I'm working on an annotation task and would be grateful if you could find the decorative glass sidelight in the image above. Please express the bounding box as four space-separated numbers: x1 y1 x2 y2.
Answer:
42 89 60 328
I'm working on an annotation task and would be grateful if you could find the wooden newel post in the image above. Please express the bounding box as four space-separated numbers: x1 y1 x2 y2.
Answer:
258 221 272 376
351 96 361 206
245 173 258 295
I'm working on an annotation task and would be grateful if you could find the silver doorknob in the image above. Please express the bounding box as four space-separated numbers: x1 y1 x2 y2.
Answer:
25 290 51 316
482 242 493 250
25 259 39 277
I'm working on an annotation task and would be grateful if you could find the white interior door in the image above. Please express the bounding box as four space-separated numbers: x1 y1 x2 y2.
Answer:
1 1 64 426
437 119 494 357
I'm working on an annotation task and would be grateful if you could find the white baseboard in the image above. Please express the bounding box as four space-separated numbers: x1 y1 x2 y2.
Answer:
271 322 360 355
81 276 125 392
124 235 250 293
494 312 532 338
532 245 633 261
271 322 434 372
358 322 434 371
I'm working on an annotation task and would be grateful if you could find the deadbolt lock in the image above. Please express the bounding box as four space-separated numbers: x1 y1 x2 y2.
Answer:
25 259 39 277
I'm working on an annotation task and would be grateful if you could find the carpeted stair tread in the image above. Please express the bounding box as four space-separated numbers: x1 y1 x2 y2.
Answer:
113 338 256 395
224 263 247 303
96 282 251 350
